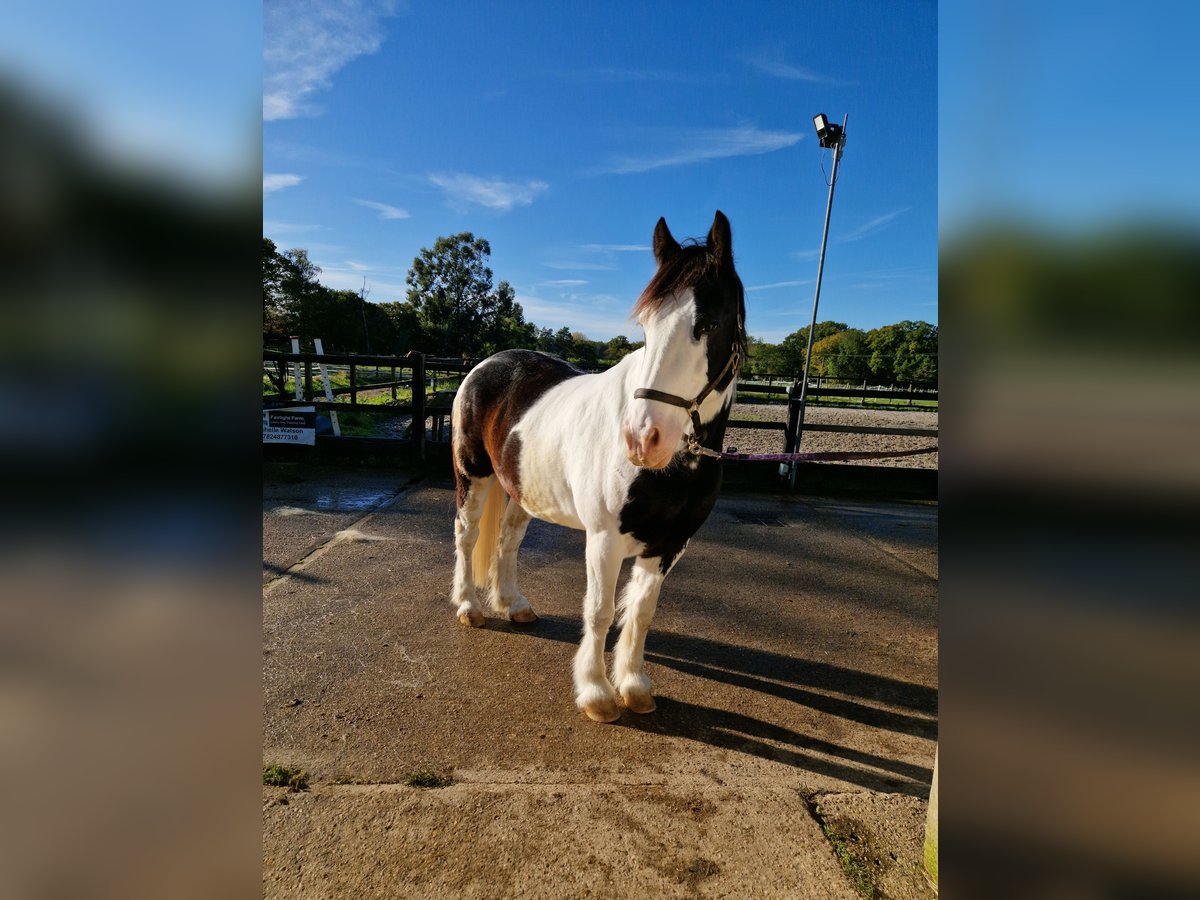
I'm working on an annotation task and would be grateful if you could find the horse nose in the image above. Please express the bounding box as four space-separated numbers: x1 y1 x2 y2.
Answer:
643 426 661 455
623 423 661 464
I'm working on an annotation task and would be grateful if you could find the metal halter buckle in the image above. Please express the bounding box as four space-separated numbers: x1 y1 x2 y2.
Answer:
687 433 722 458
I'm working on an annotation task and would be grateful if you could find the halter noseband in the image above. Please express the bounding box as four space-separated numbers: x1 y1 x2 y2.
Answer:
632 340 742 459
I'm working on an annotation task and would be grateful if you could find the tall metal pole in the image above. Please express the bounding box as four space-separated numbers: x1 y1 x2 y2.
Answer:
788 114 847 489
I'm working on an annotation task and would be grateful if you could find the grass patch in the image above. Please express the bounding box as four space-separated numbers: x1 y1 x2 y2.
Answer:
330 410 385 436
263 764 309 791
403 767 453 788
803 793 878 900
821 823 877 899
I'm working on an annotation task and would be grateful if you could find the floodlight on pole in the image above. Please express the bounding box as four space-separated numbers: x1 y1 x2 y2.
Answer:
812 113 844 150
785 112 847 489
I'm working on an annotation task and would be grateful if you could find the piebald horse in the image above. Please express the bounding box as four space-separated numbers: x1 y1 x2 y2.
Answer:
450 211 746 723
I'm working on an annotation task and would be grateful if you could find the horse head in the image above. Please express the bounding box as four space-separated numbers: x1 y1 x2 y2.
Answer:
623 211 746 469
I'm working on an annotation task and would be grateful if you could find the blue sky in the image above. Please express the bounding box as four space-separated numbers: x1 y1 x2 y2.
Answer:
264 0 936 343
939 1 1200 234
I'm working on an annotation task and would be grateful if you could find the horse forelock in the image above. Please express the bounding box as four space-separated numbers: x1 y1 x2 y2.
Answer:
632 242 711 321
632 241 746 354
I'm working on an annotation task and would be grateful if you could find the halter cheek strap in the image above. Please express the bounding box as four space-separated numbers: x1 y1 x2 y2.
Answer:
633 341 742 459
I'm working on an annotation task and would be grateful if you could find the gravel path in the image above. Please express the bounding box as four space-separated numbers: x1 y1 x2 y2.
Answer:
371 402 939 469
726 403 939 469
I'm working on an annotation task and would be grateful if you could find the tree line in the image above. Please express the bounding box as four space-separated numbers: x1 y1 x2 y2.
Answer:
263 234 642 366
747 319 937 386
264 233 936 385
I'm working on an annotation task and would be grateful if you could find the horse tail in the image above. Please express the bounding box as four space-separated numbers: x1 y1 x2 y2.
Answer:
471 480 505 589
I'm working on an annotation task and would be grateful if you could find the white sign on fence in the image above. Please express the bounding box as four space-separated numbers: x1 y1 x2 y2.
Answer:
263 406 316 445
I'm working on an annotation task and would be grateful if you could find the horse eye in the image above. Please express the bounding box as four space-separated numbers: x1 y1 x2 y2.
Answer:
695 322 718 337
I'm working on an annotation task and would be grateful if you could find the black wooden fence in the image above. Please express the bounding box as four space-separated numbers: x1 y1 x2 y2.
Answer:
263 350 475 460
263 350 937 464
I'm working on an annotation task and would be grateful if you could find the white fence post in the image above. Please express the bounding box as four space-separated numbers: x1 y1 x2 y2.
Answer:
313 338 341 437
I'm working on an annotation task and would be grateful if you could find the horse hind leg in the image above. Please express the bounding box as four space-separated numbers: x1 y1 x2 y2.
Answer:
450 473 498 627
490 500 536 623
611 555 669 714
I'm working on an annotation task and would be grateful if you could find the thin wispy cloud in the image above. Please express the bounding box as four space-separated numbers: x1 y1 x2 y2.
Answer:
599 126 803 175
543 279 589 287
840 208 911 242
790 247 821 261
264 173 303 192
746 279 812 292
743 56 849 85
542 261 614 271
264 0 398 121
352 198 410 220
429 173 549 211
580 243 648 253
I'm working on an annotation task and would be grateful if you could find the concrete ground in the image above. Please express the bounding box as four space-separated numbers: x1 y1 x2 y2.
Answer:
263 463 938 898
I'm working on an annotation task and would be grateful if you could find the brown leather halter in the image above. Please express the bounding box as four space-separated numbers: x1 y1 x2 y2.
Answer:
632 341 742 459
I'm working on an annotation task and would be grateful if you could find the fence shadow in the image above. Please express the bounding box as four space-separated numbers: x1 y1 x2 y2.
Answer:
620 695 932 795
492 614 937 791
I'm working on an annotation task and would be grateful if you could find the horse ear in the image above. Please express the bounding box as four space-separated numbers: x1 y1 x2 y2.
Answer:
653 217 680 267
707 210 733 267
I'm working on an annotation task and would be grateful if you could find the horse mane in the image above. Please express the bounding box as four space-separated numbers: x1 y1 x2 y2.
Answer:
632 240 747 352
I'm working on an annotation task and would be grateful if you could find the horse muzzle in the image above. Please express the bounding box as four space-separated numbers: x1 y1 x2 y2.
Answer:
623 422 676 469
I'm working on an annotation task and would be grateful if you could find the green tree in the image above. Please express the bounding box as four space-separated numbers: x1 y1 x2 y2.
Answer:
746 336 787 376
605 334 634 361
770 321 848 378
482 280 538 353
550 326 574 358
376 301 424 353
567 331 601 368
865 320 938 385
406 233 529 357
811 328 871 382
277 247 327 342
263 238 289 347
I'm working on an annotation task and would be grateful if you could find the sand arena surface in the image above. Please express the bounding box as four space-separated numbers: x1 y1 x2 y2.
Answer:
725 403 939 469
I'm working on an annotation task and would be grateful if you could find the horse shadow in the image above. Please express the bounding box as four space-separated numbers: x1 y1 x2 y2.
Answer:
492 614 936 794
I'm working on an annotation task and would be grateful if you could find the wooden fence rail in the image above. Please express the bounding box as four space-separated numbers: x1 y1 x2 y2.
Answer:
264 350 937 461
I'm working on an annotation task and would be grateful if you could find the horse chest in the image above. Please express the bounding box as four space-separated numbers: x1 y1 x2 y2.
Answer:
617 461 722 571
512 405 616 531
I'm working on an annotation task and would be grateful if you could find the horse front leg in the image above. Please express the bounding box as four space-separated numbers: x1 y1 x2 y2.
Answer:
573 530 624 723
612 556 667 713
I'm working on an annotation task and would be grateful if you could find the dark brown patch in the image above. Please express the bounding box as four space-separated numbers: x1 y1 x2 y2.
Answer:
452 350 584 503
454 472 471 509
